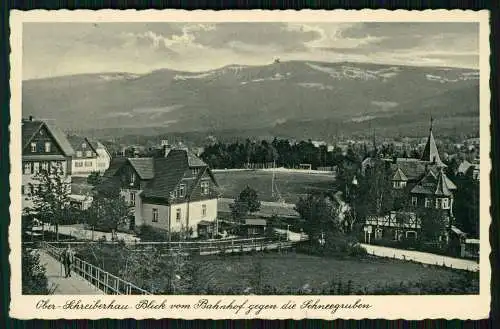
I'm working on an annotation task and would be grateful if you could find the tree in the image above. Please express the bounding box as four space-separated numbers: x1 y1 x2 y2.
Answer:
29 166 72 241
294 192 341 240
230 186 261 220
88 188 131 239
22 247 49 294
417 207 448 243
453 169 480 237
87 171 103 186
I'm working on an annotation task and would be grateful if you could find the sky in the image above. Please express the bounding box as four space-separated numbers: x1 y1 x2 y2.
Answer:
22 22 479 80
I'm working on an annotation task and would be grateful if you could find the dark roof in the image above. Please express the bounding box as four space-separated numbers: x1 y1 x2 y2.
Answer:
22 120 44 149
128 158 155 179
44 122 75 156
420 129 445 167
22 120 74 156
410 169 456 196
389 158 440 182
66 135 97 153
102 157 127 179
143 150 190 199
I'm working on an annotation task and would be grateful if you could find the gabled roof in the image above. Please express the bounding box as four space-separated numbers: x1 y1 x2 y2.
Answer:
142 150 190 199
392 167 408 181
22 120 74 156
457 160 472 175
410 169 456 196
66 135 98 154
187 150 207 167
128 158 155 179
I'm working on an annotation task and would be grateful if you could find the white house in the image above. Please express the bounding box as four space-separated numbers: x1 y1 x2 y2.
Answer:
67 135 98 177
89 139 112 173
97 148 219 238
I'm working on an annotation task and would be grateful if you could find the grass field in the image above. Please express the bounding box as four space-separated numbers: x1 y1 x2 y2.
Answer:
194 252 478 294
213 170 336 204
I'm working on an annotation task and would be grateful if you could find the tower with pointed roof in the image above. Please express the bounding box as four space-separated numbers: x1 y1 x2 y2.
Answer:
420 116 445 167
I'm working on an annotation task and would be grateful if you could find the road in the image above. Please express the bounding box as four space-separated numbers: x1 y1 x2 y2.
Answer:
38 250 103 294
361 243 479 272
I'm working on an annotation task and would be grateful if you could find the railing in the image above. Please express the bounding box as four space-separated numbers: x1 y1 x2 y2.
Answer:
40 241 151 295
39 236 299 256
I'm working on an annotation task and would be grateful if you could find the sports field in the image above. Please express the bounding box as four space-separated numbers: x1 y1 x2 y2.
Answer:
213 169 336 204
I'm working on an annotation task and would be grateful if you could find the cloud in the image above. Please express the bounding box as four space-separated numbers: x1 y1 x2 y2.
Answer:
22 22 480 80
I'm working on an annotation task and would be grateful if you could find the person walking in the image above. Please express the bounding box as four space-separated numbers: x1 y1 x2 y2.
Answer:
62 244 75 278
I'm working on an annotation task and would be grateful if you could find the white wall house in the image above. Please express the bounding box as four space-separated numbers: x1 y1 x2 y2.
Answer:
90 140 112 173
97 149 219 238
22 117 74 211
67 135 98 177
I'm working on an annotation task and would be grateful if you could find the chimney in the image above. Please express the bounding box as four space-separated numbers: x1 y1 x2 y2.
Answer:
29 115 33 121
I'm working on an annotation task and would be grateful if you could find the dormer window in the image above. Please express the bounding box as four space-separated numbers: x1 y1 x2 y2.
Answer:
82 143 87 149
30 142 36 152
201 181 209 195
192 168 200 176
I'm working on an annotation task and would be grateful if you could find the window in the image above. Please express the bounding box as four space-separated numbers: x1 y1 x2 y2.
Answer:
179 184 186 197
201 181 209 195
130 192 135 206
21 185 25 195
75 161 83 168
82 143 87 149
202 204 207 217
23 162 32 175
41 162 48 171
152 208 158 222
85 161 92 167
424 198 431 208
176 208 181 222
44 142 51 152
33 162 40 174
86 151 92 157
27 184 34 195
30 142 36 152
442 198 450 209
76 151 82 157
192 168 200 176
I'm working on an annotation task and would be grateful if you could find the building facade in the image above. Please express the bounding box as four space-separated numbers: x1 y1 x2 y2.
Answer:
67 135 98 177
89 140 112 173
363 120 458 241
97 148 219 238
22 117 74 210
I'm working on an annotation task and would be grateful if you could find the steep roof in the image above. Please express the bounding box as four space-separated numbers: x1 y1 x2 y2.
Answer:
410 169 456 196
420 125 445 167
142 150 190 199
457 160 472 175
22 120 75 156
66 135 97 153
128 158 155 179
392 167 408 181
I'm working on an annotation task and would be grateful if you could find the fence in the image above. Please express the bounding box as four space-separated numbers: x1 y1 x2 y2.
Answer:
40 241 151 295
40 236 297 256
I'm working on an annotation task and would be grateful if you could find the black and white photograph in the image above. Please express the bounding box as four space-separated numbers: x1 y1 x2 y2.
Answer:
10 10 491 320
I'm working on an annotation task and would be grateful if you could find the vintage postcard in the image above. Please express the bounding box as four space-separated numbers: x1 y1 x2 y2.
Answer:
9 9 491 320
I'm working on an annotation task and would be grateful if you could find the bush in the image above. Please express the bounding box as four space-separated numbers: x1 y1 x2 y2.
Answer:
137 225 169 242
22 248 49 294
296 233 367 259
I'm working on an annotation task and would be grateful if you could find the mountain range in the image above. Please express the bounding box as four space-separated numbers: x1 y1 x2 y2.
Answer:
22 60 480 140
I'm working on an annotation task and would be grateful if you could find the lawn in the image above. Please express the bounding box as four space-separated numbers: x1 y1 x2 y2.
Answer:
192 252 478 295
74 243 478 295
213 170 336 203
